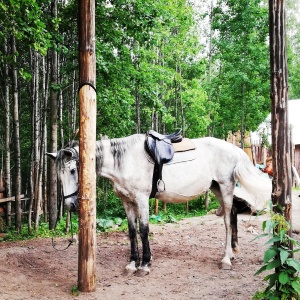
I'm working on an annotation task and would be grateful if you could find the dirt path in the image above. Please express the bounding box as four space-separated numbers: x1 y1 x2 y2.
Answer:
0 191 299 300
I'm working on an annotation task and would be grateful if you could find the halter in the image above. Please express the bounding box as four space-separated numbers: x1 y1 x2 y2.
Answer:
61 147 79 200
52 146 79 251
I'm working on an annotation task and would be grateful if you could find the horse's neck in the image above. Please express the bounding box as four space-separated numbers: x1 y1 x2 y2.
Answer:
96 139 114 179
96 134 144 181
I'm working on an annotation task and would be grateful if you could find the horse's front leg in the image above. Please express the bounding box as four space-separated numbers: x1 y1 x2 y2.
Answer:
123 202 139 272
137 198 152 275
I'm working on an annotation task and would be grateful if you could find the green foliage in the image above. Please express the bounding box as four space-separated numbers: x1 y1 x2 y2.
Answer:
3 214 78 242
254 212 300 299
148 193 219 224
96 217 127 232
210 0 270 138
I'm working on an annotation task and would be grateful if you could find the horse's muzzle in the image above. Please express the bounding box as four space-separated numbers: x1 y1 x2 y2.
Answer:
70 202 78 212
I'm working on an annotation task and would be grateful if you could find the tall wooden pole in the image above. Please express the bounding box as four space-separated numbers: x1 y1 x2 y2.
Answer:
269 0 292 223
78 0 96 292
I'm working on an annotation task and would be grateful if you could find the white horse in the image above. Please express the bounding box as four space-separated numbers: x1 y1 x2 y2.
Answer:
47 134 271 273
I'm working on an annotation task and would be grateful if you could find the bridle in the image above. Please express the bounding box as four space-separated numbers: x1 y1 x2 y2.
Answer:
61 147 79 201
52 146 79 251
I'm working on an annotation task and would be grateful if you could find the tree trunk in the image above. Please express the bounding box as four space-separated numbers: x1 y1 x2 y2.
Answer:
135 83 141 134
269 0 292 219
49 0 59 230
78 0 97 292
4 38 12 227
34 52 42 230
42 55 49 222
11 35 22 233
71 66 77 134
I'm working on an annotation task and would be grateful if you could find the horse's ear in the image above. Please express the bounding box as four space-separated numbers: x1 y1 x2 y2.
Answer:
62 149 73 159
46 152 57 160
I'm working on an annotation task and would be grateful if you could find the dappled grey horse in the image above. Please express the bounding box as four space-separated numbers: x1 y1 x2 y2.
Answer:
47 134 271 273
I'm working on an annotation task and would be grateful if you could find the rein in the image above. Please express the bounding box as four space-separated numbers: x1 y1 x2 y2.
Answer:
51 211 76 251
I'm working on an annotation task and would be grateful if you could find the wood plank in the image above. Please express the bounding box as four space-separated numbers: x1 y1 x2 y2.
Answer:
0 194 25 203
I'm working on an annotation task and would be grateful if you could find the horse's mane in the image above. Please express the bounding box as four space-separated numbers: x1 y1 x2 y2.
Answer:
56 134 143 174
96 134 143 172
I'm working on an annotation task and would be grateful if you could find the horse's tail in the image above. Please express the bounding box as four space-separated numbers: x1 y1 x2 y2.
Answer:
234 154 272 211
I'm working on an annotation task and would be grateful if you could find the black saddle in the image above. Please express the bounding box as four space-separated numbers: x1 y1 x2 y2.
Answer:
145 129 182 198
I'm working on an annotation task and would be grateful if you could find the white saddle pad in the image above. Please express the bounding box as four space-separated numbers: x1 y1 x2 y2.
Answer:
166 149 197 165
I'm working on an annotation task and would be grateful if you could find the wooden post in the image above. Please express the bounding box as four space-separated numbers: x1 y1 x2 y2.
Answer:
78 0 97 292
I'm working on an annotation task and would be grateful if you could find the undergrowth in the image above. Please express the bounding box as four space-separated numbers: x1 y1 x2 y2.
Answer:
1 194 219 242
253 206 300 300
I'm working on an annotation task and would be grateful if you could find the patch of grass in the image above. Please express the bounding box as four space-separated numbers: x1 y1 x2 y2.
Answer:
3 215 79 242
70 285 80 296
149 194 219 224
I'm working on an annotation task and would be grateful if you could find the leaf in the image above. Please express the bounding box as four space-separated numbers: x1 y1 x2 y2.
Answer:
114 217 123 226
262 220 267 231
279 249 290 264
269 296 280 300
265 236 281 245
266 273 279 289
104 220 115 229
291 280 300 294
266 259 281 270
251 233 269 242
286 259 300 272
264 248 277 263
255 264 267 275
265 219 276 233
279 272 289 285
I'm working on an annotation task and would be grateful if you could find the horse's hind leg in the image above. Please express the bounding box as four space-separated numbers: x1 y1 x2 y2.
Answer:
211 181 235 268
123 202 139 272
231 200 239 253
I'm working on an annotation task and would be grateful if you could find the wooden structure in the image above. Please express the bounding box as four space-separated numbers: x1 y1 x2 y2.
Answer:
77 0 97 293
227 131 271 165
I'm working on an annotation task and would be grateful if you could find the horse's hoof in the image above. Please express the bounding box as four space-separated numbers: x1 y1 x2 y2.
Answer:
135 266 150 277
233 245 240 254
123 268 136 276
125 261 137 272
220 257 232 270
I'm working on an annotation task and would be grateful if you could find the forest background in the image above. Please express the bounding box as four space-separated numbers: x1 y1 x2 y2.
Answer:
0 0 299 233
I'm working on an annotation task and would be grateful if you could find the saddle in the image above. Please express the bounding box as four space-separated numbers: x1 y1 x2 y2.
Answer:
145 129 183 198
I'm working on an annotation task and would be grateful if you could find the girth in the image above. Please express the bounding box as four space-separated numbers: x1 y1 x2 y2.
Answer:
145 129 183 198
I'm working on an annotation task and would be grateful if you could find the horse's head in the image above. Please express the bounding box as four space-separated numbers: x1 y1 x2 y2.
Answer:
46 146 79 212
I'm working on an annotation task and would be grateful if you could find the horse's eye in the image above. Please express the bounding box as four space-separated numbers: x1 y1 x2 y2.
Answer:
70 169 76 175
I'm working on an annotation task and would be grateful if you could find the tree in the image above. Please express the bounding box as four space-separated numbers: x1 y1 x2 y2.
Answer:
269 1 292 228
11 35 22 232
49 0 59 230
210 0 270 142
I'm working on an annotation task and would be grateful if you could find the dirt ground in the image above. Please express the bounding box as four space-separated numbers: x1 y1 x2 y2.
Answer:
0 191 299 300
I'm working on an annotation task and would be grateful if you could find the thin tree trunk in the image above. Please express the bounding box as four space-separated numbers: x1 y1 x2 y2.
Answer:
11 35 22 233
34 52 42 230
135 83 141 134
49 0 59 230
4 38 12 227
207 0 214 137
71 66 77 133
43 55 49 222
